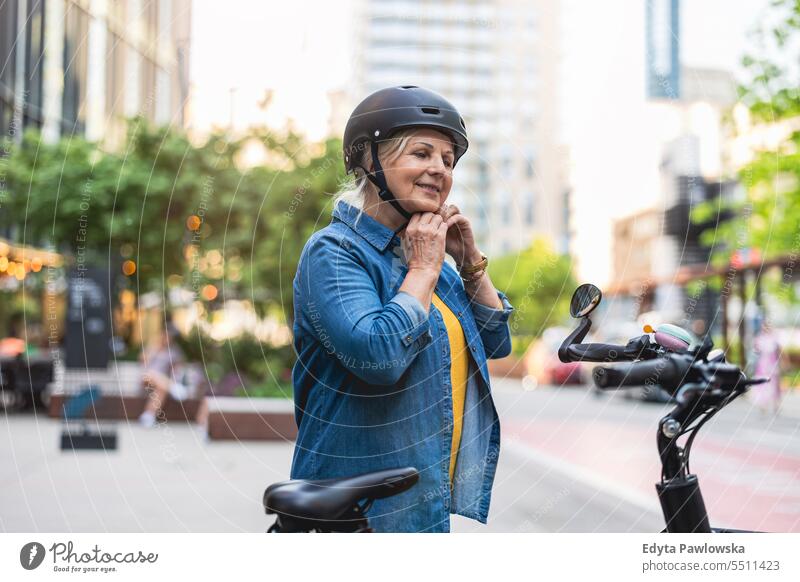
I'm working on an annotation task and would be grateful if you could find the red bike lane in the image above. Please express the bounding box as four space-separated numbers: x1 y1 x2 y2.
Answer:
504 418 800 532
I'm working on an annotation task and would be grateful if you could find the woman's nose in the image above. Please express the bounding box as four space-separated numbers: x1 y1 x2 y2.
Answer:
427 157 447 174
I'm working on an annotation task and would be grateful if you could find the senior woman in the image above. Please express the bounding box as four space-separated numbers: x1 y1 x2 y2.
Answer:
290 86 514 532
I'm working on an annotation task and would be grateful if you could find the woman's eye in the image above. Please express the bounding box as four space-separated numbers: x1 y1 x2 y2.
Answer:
413 151 426 158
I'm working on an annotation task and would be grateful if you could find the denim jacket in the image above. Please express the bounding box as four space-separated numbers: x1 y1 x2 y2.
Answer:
290 200 514 532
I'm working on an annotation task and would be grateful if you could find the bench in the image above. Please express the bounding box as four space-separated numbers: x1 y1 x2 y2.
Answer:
46 362 200 421
48 393 201 421
203 396 297 441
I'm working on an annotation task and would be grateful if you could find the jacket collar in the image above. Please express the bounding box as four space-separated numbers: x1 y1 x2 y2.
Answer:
332 200 400 253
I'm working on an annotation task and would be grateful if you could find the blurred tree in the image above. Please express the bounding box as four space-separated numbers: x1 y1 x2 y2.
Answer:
231 134 341 324
1 120 343 326
488 238 575 343
1 118 242 293
693 0 800 272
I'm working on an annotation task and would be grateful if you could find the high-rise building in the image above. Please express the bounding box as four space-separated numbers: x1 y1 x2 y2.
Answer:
645 0 680 100
0 0 192 148
609 65 739 325
351 0 567 256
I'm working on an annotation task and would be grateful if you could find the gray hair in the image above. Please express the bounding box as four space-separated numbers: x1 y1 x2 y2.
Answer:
332 129 419 226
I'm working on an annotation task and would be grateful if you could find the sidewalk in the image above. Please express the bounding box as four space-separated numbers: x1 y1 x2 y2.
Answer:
0 413 293 532
779 389 800 420
493 375 800 421
3 378 796 533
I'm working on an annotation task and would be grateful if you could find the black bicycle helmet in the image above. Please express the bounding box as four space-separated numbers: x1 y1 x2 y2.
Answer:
343 86 469 227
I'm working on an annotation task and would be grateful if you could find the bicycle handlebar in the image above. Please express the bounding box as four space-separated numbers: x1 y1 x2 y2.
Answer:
565 342 629 362
593 356 689 391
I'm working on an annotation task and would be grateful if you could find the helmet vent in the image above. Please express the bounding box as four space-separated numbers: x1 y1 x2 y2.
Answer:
400 85 417 89
420 107 440 115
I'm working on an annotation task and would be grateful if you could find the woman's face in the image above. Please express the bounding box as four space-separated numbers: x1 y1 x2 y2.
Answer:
379 128 454 214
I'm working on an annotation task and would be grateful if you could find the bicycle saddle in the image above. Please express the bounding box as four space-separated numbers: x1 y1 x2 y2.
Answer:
263 467 419 522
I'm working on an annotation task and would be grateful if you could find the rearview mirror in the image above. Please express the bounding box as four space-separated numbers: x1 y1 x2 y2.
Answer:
570 284 602 318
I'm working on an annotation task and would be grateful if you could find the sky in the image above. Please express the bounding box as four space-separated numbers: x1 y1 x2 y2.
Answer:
189 0 773 284
190 0 770 138
189 0 355 139
559 0 770 285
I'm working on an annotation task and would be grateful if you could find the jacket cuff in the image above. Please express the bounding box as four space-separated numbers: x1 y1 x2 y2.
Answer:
470 290 514 330
391 291 433 347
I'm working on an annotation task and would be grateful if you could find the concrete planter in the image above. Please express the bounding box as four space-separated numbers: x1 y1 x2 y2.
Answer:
203 396 297 441
48 393 201 421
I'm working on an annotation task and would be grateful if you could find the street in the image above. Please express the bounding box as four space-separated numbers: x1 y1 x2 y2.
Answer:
452 379 800 532
2 380 798 533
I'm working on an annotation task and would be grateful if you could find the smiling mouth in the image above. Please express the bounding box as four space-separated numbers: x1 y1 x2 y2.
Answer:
416 183 440 194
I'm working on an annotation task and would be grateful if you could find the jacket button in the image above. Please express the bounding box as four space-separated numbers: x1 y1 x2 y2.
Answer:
405 335 412 342
471 345 476 352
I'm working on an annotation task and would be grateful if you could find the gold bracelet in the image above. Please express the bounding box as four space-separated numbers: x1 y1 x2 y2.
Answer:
461 269 486 284
459 252 488 275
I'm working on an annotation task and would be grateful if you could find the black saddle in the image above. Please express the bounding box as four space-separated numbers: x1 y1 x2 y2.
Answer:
264 467 419 532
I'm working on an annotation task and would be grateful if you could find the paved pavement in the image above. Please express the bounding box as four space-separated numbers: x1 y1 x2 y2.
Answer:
0 413 291 533
1 380 798 532
776 388 800 420
478 378 800 533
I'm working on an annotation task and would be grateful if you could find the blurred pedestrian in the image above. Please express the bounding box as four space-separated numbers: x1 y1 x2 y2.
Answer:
751 316 783 416
137 319 192 428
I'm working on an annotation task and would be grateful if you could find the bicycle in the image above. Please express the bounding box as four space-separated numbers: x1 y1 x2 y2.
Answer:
559 283 769 533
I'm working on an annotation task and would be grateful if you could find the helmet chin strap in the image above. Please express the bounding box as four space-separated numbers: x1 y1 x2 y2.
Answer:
363 141 412 234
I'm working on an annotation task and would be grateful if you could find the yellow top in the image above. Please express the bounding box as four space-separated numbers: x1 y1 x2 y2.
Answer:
431 292 469 484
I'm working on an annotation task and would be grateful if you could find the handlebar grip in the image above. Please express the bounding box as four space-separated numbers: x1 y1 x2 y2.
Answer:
593 357 683 390
566 343 629 362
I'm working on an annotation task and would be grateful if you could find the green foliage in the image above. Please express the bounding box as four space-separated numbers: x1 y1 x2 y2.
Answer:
174 326 295 398
738 0 800 123
220 332 262 377
1 119 344 323
221 334 295 398
235 380 293 399
229 136 341 324
488 238 576 339
511 334 536 358
1 118 241 292
692 0 800 282
0 291 40 336
175 324 215 363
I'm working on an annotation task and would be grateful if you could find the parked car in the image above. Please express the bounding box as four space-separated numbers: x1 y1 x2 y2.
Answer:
524 327 583 386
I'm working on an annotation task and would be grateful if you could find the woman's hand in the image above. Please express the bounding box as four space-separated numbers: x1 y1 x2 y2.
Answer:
401 212 448 276
438 204 481 267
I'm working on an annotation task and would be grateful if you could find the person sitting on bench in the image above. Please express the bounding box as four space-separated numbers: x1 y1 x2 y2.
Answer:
137 320 191 428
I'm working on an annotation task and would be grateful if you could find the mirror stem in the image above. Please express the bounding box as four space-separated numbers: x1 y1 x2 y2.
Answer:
558 316 592 363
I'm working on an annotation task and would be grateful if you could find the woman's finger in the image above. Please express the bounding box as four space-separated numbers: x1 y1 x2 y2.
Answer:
446 214 467 229
418 212 435 226
438 204 458 221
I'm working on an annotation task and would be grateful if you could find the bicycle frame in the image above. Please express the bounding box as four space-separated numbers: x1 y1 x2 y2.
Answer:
656 397 714 533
